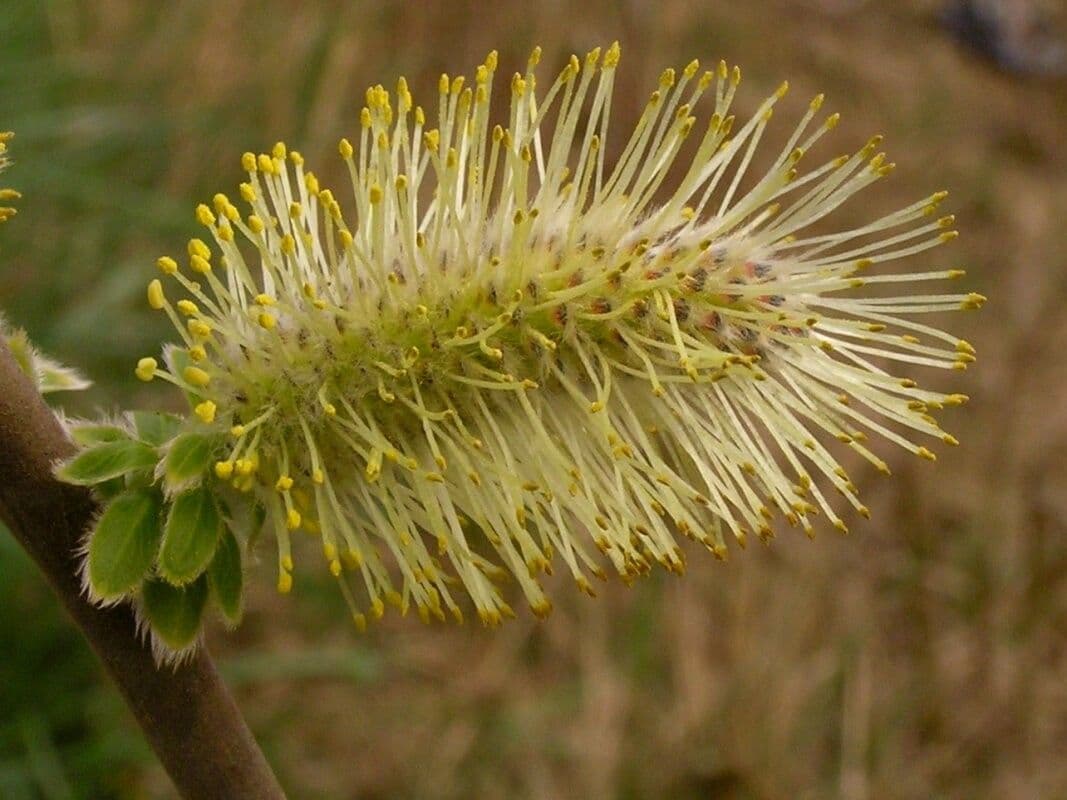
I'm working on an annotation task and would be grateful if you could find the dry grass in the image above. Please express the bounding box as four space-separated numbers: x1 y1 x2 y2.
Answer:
4 1 1067 797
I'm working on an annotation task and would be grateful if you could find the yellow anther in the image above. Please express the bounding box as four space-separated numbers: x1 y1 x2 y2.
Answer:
156 256 178 275
195 204 215 226
194 401 217 424
863 134 884 155
277 571 293 594
312 468 324 485
190 254 212 274
275 475 294 492
183 365 211 387
188 320 212 338
258 313 276 330
189 345 207 362
176 299 199 316
916 447 937 461
369 184 383 204
247 215 264 234
339 138 354 158
230 424 246 437
135 357 157 382
286 509 302 530
147 279 165 310
256 154 274 173
214 460 234 479
241 152 256 172
254 293 276 306
235 458 254 476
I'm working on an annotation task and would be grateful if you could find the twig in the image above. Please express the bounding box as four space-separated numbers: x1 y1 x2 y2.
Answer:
0 341 286 800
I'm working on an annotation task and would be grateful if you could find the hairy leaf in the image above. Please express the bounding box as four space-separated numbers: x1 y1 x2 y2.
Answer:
57 439 158 486
69 422 130 447
208 528 243 625
141 576 209 653
159 486 222 585
86 487 164 602
160 432 217 493
131 410 182 447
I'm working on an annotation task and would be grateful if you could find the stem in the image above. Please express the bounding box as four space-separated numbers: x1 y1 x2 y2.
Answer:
0 342 286 800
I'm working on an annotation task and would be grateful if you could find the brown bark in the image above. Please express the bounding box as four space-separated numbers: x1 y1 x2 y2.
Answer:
0 341 285 800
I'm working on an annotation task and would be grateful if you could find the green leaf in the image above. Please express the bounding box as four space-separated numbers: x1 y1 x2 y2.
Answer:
37 364 91 394
208 528 243 625
86 488 164 602
56 439 159 486
141 576 209 653
5 328 35 377
159 486 222 585
4 326 90 394
130 410 182 447
93 476 128 501
161 432 217 493
69 422 130 447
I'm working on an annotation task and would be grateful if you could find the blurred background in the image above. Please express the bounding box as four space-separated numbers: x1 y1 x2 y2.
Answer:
2 1 1066 798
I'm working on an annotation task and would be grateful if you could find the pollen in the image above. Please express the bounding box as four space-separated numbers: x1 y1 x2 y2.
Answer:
139 45 978 630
